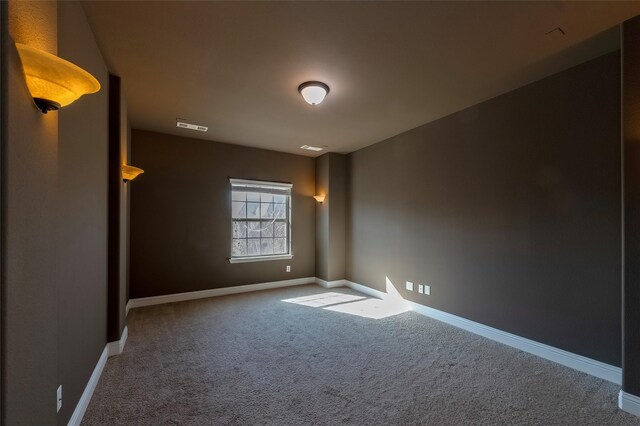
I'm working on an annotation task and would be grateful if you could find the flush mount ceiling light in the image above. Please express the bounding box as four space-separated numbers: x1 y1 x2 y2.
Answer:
298 81 330 105
121 165 144 183
15 43 101 114
176 120 208 132
300 145 323 152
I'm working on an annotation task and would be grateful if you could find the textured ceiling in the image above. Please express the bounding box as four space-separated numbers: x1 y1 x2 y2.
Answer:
82 1 640 156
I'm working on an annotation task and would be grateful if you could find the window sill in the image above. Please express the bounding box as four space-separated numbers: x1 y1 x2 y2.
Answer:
228 254 293 264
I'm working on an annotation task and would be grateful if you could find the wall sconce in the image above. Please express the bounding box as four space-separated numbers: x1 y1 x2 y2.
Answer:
313 195 326 203
121 165 144 183
15 43 101 114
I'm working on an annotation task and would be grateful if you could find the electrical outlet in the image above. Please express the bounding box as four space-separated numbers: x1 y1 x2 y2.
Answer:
57 385 62 412
418 284 424 294
424 285 431 295
406 281 414 291
286 265 291 272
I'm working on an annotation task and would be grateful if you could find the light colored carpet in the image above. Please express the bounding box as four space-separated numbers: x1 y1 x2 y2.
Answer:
83 284 639 425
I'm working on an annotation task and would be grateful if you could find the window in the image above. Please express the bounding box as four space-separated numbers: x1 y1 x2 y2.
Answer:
229 178 292 263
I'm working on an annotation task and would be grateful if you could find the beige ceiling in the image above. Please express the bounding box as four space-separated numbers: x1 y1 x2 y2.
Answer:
82 1 640 157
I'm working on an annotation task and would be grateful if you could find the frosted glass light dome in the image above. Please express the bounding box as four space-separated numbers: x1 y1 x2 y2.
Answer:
298 81 330 105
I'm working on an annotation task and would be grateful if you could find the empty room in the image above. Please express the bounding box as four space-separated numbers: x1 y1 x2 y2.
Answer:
4 1 640 424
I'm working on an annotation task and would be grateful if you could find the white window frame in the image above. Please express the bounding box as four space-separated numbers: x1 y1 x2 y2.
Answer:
228 178 293 263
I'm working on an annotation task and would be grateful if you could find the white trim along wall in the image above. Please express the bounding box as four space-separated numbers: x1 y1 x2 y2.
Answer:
68 326 128 426
75 277 631 424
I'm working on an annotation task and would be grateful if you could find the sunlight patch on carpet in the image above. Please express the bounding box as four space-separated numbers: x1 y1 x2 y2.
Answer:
323 298 410 319
281 292 366 307
282 288 410 320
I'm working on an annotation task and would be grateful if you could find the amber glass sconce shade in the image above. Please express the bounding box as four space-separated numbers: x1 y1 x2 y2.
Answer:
15 43 101 113
121 165 144 183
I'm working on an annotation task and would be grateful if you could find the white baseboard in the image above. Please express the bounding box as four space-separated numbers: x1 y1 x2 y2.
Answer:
127 277 316 310
315 278 347 288
79 278 313 424
125 300 131 317
344 280 385 299
619 390 640 417
343 280 622 385
70 327 129 425
67 346 108 426
68 277 626 425
115 278 625 396
107 326 128 357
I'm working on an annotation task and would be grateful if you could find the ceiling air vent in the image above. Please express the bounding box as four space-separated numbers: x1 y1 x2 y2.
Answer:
176 120 208 132
300 145 323 151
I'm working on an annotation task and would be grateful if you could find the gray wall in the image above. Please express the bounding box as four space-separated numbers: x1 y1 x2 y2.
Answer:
328 155 346 281
623 16 640 395
2 1 109 423
129 130 315 298
120 88 130 329
57 1 109 424
107 74 130 342
315 153 346 282
315 155 329 280
346 52 622 366
3 2 58 422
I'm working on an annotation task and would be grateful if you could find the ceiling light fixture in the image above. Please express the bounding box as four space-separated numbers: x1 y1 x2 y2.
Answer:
176 121 208 132
300 145 323 152
298 81 330 105
15 43 101 114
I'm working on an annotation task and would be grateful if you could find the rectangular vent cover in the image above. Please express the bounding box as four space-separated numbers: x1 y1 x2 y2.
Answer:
300 145 323 151
177 121 208 132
